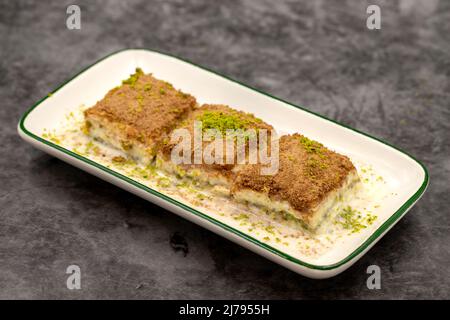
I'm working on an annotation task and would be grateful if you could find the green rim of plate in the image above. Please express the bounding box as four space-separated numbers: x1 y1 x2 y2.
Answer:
18 48 429 271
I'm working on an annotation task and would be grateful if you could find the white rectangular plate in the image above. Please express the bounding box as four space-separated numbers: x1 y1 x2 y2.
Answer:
18 49 428 279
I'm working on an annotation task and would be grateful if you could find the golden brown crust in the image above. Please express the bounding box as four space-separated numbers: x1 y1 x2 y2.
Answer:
160 104 274 179
231 133 357 215
84 69 196 149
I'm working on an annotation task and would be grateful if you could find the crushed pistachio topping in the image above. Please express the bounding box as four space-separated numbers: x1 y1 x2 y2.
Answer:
307 157 328 170
297 136 330 178
233 213 250 221
122 68 144 87
157 177 171 187
335 206 377 233
42 132 61 144
265 225 276 234
304 157 329 178
197 111 262 135
299 136 324 154
72 147 82 155
196 193 207 200
84 141 97 155
163 81 174 89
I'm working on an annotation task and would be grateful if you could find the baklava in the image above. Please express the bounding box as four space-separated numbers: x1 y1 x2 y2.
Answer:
84 68 196 163
156 103 274 193
231 134 360 230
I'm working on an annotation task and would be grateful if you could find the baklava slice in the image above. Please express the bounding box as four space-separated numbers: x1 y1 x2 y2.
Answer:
231 133 360 231
157 104 274 193
84 68 196 163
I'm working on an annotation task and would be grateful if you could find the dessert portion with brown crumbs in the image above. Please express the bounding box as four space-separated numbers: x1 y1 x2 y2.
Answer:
231 134 360 230
157 104 274 194
83 68 360 232
84 68 196 163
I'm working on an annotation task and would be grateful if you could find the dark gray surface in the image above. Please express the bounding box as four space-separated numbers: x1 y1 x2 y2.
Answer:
0 0 449 299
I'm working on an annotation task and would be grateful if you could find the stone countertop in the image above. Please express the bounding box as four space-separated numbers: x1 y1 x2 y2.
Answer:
0 0 449 299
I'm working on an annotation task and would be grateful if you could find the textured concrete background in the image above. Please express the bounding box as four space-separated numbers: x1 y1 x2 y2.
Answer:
0 0 449 299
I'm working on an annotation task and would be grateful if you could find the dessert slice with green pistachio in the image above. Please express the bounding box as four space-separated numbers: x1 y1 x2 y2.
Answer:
231 133 360 231
156 103 274 194
83 68 197 164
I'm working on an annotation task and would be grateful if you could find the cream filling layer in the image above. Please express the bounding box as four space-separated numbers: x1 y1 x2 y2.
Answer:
232 171 360 231
86 116 154 164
